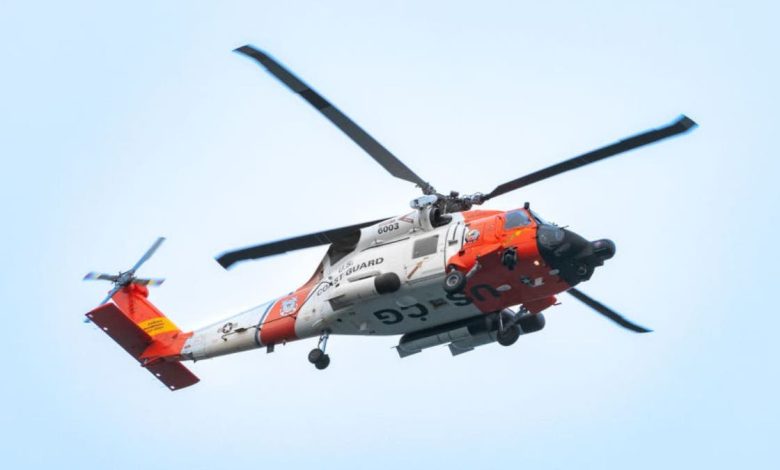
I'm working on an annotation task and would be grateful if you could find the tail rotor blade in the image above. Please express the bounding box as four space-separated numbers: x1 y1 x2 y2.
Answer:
567 288 652 333
83 272 118 282
85 237 167 321
131 237 166 273
133 278 166 287
99 284 123 306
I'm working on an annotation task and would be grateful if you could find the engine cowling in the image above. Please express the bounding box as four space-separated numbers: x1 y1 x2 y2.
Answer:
327 272 401 310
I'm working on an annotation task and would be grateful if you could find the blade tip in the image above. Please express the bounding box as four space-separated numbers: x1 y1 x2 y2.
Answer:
234 44 262 57
676 115 698 131
215 255 234 270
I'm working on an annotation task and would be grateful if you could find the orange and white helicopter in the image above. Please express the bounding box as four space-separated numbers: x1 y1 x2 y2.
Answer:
84 45 697 391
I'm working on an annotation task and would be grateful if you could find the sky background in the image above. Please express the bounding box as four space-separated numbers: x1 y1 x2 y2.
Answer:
1 1 778 468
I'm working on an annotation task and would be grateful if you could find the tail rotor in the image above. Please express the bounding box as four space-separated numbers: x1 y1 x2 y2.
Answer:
83 237 167 307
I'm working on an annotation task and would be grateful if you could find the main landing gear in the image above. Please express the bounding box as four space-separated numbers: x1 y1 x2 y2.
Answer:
497 324 521 346
496 309 521 346
443 261 481 294
443 270 466 294
308 330 331 370
495 308 546 347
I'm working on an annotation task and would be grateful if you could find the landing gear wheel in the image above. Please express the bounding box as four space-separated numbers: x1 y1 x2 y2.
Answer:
314 354 331 370
310 330 331 369
308 348 324 364
444 270 467 293
497 324 521 346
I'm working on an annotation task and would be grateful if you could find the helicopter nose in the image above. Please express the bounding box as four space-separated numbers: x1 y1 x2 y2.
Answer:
536 225 616 286
591 238 616 260
537 225 590 257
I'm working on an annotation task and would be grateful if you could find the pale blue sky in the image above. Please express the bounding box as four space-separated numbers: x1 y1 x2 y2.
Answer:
1 1 778 469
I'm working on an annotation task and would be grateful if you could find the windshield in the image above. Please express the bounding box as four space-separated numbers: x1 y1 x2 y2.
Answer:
504 210 532 229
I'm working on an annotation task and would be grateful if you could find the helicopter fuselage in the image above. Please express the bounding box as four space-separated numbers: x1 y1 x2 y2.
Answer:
179 206 614 361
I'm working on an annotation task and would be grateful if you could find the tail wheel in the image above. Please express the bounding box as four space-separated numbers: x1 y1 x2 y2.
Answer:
308 348 324 364
443 270 467 293
314 354 331 370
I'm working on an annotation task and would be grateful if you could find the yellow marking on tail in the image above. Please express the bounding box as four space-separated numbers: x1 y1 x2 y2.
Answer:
138 317 179 336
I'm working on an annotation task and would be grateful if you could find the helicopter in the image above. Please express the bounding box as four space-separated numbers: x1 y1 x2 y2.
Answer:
83 45 697 391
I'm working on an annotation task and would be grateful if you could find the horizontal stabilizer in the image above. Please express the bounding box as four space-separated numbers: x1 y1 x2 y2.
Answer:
86 304 199 391
87 303 151 357
145 360 200 391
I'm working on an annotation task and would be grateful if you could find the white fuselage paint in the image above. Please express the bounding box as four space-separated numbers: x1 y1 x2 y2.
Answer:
181 209 488 361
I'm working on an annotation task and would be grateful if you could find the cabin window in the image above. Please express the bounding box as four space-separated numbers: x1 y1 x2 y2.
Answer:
504 210 531 229
412 235 439 258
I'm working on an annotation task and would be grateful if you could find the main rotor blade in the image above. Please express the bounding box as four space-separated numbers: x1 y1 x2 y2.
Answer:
484 115 697 200
216 217 389 269
567 288 651 333
131 237 166 273
234 45 435 194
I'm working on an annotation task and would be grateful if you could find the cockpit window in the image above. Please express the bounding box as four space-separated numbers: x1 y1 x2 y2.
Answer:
504 210 531 229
